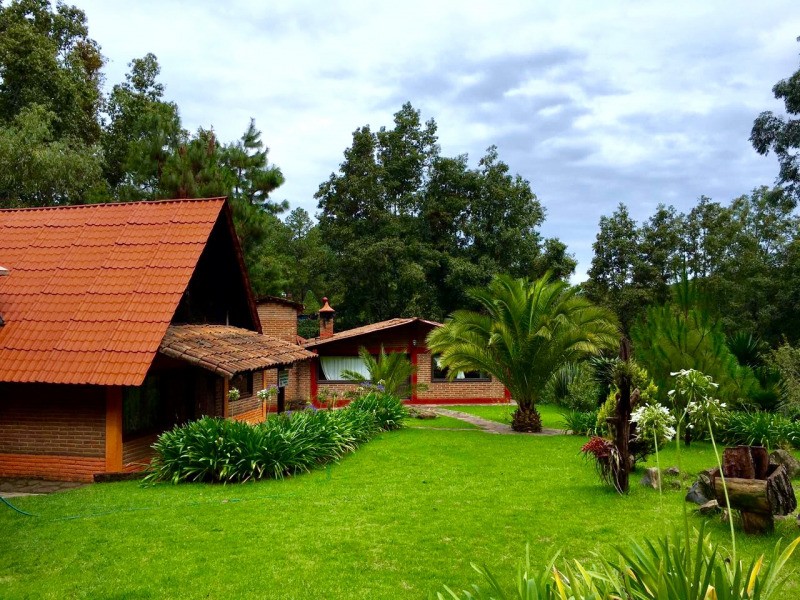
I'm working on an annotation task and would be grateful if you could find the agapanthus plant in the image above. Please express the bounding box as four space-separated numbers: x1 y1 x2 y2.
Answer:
630 402 676 450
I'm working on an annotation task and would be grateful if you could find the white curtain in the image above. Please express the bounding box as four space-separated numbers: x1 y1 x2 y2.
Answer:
320 356 371 381
435 355 466 379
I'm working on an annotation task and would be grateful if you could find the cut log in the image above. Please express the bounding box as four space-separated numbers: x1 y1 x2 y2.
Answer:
751 446 769 479
766 464 797 516
723 446 755 479
714 476 770 513
713 449 798 535
741 511 774 535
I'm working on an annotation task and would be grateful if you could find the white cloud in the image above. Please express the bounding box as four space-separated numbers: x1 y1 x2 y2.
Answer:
79 0 800 280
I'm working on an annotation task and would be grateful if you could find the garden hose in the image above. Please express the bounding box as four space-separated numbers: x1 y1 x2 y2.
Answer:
1 495 36 516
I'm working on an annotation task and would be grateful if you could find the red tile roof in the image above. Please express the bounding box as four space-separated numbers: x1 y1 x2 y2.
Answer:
0 198 227 386
303 317 442 348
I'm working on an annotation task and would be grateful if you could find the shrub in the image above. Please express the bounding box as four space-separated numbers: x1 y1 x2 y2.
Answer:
766 341 800 417
438 526 800 600
595 393 616 436
145 394 405 484
559 409 598 435
720 411 797 450
546 362 602 412
347 390 407 431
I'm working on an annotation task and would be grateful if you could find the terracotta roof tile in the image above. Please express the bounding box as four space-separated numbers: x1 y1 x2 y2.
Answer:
159 325 315 378
0 198 226 385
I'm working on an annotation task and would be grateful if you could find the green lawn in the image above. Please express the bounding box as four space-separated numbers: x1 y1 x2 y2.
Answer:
450 402 566 429
2 427 798 599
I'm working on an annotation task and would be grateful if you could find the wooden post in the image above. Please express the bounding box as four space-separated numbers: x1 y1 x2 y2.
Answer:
614 338 632 493
105 386 123 472
262 369 268 420
310 352 318 406
409 341 418 403
223 377 230 418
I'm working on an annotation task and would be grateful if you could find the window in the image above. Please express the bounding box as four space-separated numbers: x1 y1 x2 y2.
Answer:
230 372 253 397
123 375 165 438
431 355 490 382
318 356 371 382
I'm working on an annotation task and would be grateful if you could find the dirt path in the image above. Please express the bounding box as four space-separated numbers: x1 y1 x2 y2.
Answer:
429 407 561 435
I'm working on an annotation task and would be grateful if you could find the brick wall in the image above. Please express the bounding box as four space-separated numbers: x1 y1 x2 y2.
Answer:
228 370 264 421
256 302 298 343
0 383 107 481
415 352 506 404
263 361 310 405
0 454 104 482
0 384 106 457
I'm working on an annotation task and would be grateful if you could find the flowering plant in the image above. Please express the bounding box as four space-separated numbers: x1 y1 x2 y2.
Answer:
227 387 240 402
668 368 721 445
581 436 622 491
687 397 728 440
630 402 676 450
257 385 278 403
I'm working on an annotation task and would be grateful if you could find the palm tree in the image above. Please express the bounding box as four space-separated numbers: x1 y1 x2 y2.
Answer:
341 346 418 398
426 274 620 431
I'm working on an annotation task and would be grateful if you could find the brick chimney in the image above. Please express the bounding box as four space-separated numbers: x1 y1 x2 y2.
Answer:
318 297 335 339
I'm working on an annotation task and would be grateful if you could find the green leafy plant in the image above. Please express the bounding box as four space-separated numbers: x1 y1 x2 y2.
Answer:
721 411 796 450
341 345 422 398
346 390 407 431
438 527 800 600
145 394 405 484
559 409 598 436
427 273 619 432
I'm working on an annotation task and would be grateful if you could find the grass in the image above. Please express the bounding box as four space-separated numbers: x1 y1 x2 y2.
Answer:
1 427 798 599
405 415 478 429
450 402 565 429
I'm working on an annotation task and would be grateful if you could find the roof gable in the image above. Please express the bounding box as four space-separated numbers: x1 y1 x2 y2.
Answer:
0 198 233 386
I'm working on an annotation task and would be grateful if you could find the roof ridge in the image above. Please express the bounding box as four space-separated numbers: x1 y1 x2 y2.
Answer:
0 197 227 213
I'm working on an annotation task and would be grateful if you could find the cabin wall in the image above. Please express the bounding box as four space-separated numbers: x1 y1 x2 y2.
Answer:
413 352 507 404
0 383 106 481
309 326 507 405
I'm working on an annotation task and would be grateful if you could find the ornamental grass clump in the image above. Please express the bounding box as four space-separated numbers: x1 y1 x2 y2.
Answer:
145 393 406 484
347 390 408 431
438 525 800 600
721 411 797 450
559 409 598 436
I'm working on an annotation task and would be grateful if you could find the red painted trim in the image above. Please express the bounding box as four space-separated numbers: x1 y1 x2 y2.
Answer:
409 343 419 403
310 351 318 403
407 397 508 406
504 388 511 401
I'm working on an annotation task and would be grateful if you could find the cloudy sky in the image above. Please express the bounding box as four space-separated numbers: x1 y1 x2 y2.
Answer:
80 1 800 279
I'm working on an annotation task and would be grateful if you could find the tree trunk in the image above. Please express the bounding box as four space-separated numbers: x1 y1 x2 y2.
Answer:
511 405 542 432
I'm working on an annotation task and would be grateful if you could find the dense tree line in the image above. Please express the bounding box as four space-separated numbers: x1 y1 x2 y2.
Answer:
584 188 800 342
316 103 574 327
